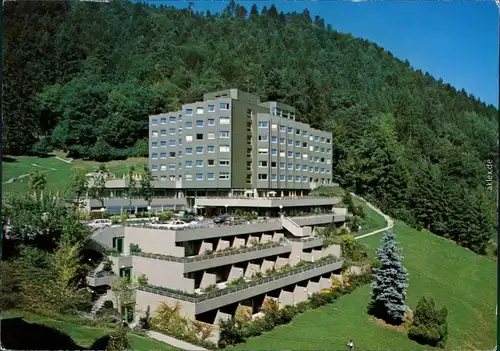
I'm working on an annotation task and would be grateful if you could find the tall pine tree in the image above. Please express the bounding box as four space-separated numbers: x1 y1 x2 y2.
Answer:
369 230 409 325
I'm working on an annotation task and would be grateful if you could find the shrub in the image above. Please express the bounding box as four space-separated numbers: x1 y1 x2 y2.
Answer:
102 258 113 272
295 301 310 313
218 317 246 349
137 273 148 286
129 243 142 253
408 296 448 348
279 305 298 323
110 215 122 224
139 305 151 330
102 300 114 309
158 211 175 221
309 293 330 308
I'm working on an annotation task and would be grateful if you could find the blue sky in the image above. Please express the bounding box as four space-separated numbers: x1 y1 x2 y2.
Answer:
141 0 498 107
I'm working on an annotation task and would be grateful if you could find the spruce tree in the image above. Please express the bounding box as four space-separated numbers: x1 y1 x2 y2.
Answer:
369 230 409 325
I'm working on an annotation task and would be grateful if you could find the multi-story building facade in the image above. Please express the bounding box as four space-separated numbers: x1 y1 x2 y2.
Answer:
89 198 347 343
84 89 335 214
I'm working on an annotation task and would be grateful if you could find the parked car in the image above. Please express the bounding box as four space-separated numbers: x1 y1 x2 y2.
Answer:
180 214 196 223
152 219 195 230
214 214 232 224
88 219 112 230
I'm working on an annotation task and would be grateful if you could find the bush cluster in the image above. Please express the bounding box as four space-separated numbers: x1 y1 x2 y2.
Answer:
408 296 448 348
218 272 371 348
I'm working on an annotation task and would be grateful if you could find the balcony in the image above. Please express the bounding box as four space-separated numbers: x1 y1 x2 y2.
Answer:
125 219 283 242
195 196 341 208
281 217 312 237
132 241 292 273
86 271 116 287
286 236 324 250
137 256 343 315
290 214 334 227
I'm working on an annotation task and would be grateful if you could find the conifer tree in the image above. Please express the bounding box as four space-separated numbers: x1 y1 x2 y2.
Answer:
369 230 409 325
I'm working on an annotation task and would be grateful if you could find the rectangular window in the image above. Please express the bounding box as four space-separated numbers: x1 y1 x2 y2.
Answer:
196 133 203 140
303 142 308 148
258 174 268 180
287 151 293 158
169 151 176 158
315 146 320 151
321 137 326 143
196 120 204 127
295 164 301 170
271 149 277 156
178 138 183 146
208 105 215 112
185 147 192 155
196 107 204 114
160 129 167 136
287 175 293 181
196 173 203 180
287 127 293 134
185 173 193 181
219 172 230 180
208 119 215 126
280 125 286 132
296 176 301 182
169 116 176 123
258 148 269 155
327 148 331 154
295 153 301 159
151 118 158 125
271 174 277 181
309 145 314 152
207 172 214 180
207 145 215 153
259 135 268 141
271 136 278 143
151 165 158 171
220 117 230 124
258 121 268 128
169 140 176 146
151 131 158 138
169 163 176 170
219 145 230 152
196 160 203 167
208 159 215 166
280 175 285 181
279 137 285 144
185 121 192 129
185 109 193 116
271 161 277 168
169 128 176 135
219 131 230 138
295 129 301 135
258 161 268 168
160 117 167 124
302 164 308 171
160 164 167 171
219 159 230 166
220 103 230 110
303 154 308 160
279 162 285 169
315 136 319 142
185 160 193 167
271 123 278 130
152 142 158 148
288 139 293 146
160 152 167 159
160 141 166 147
303 130 308 137
295 141 300 147
279 151 285 158
288 163 293 170
196 146 203 154
152 153 158 160
207 132 215 140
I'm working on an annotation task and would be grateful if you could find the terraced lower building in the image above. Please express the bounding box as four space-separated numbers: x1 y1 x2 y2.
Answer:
88 196 347 343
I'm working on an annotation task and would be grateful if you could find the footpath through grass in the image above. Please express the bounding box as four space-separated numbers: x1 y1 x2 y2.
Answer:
2 155 148 194
0 309 178 351
232 221 496 351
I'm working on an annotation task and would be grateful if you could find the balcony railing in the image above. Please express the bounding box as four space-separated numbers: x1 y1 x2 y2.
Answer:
131 241 286 263
195 196 337 200
125 218 281 230
137 256 342 303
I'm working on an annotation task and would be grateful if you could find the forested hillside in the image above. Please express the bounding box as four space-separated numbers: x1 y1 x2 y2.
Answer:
3 0 497 254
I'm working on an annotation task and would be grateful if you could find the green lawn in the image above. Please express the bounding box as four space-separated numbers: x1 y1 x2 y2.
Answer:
2 155 148 194
354 197 388 235
0 309 178 350
231 221 496 351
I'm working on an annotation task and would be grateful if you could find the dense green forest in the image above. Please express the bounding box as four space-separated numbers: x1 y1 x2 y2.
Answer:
3 0 497 254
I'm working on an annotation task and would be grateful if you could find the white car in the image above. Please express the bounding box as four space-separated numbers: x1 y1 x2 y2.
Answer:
88 219 112 230
151 220 195 230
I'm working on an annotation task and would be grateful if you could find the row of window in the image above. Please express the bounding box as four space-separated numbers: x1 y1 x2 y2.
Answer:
152 115 230 127
152 130 230 139
185 103 230 116
152 145 229 158
258 161 331 173
150 168 231 181
256 122 331 143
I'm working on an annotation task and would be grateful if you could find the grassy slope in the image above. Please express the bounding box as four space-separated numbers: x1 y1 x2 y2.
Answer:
232 221 496 351
2 156 148 194
0 309 178 351
354 197 388 235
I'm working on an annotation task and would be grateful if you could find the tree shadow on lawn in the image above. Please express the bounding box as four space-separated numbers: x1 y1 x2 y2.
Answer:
1 317 113 350
2 156 17 163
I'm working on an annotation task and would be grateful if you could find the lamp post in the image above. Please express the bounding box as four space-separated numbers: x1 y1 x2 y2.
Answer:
279 205 283 217
147 205 152 221
193 205 198 216
100 207 106 219
224 204 228 215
